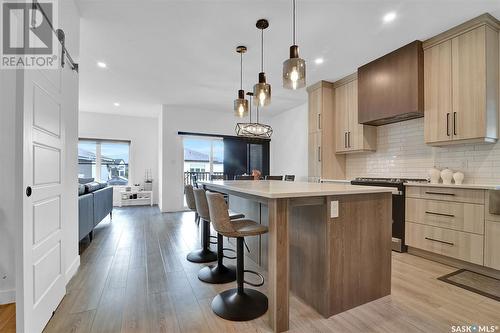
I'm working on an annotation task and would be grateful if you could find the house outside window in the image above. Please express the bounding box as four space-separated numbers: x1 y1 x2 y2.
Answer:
78 139 130 185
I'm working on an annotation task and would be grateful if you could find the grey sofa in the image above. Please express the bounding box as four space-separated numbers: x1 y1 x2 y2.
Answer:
78 182 113 241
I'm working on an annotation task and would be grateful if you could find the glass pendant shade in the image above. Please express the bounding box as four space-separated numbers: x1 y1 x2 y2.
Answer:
253 72 271 107
283 46 306 90
234 90 248 117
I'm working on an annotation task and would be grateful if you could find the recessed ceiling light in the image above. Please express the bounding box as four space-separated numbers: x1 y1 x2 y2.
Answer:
383 11 397 23
97 61 107 68
314 58 324 65
113 102 120 107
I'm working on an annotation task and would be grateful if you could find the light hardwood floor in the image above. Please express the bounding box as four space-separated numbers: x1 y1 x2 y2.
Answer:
32 206 500 332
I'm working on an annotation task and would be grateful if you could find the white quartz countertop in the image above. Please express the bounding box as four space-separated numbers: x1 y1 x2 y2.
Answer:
199 180 396 199
405 182 500 190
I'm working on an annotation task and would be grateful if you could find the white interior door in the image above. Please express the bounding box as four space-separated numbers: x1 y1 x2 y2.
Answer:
20 51 66 333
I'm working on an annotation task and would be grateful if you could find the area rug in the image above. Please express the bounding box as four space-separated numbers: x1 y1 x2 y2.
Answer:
438 269 500 302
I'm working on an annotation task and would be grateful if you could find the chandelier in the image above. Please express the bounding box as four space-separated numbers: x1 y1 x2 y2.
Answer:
235 92 273 138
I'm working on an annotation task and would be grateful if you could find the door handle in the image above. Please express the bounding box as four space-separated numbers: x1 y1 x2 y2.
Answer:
453 112 457 136
318 114 321 130
446 113 450 136
348 131 351 148
344 132 347 148
425 237 454 246
318 146 321 162
26 186 32 197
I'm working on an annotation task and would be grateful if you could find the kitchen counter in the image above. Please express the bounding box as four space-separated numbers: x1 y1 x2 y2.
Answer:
200 180 392 332
200 180 396 199
405 182 500 190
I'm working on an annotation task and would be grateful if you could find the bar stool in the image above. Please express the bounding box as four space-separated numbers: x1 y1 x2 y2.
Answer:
206 192 268 321
185 185 199 224
186 183 217 263
193 188 243 284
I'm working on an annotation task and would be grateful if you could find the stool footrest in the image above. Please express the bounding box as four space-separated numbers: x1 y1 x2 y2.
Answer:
209 235 218 245
222 247 236 260
243 270 265 287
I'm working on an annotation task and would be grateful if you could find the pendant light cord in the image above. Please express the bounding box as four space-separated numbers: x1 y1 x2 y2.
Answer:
261 28 264 72
292 0 296 45
240 52 243 90
249 96 252 123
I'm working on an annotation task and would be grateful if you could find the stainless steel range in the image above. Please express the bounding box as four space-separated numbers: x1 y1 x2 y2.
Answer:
351 177 428 252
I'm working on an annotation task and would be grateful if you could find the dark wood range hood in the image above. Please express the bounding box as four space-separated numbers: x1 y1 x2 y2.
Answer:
358 40 424 126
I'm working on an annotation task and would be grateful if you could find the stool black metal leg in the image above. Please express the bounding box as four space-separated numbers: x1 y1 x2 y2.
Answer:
211 237 268 321
186 219 217 263
198 233 236 284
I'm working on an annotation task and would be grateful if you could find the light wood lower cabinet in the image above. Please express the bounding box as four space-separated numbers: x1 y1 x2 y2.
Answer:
405 222 484 265
406 186 485 204
405 198 484 234
484 220 500 270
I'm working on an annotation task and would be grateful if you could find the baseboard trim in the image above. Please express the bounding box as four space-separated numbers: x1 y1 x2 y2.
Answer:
0 289 15 304
408 247 500 279
65 255 80 285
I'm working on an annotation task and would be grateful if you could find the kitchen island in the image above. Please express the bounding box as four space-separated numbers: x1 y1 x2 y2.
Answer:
201 180 394 333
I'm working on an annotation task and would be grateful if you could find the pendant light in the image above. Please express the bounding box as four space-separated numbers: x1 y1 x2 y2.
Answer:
236 92 273 138
234 46 249 117
253 19 271 107
283 0 306 90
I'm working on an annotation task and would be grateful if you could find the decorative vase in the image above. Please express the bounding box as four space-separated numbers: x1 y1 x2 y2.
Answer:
453 171 464 185
440 168 453 185
429 167 441 184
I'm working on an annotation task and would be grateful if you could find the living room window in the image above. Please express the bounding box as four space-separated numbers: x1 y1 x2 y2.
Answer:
78 139 130 185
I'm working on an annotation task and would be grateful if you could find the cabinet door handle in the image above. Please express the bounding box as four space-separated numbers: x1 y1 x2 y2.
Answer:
318 146 321 162
425 211 455 218
446 113 450 136
348 131 351 148
318 114 321 130
425 191 455 196
425 237 454 246
453 112 457 136
344 132 347 148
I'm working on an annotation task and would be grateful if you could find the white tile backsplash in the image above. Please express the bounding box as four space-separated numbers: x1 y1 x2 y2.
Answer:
346 118 500 184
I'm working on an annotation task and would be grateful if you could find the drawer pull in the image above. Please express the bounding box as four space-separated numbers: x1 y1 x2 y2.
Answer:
424 237 454 246
425 211 455 218
425 191 455 196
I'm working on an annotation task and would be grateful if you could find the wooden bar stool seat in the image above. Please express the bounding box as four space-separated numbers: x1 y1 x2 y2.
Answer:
206 192 268 321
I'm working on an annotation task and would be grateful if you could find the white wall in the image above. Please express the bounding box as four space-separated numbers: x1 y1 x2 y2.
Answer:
268 104 309 181
79 112 160 203
160 107 241 212
0 69 21 304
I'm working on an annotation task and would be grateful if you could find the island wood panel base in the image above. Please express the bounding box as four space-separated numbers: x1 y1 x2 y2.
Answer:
228 193 393 323
328 193 392 316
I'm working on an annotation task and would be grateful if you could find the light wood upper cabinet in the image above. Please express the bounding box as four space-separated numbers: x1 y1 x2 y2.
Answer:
423 19 499 146
424 40 453 144
307 81 346 181
333 75 376 153
308 87 322 134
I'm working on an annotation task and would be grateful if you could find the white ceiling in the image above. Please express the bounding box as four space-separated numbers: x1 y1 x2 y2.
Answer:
76 0 500 118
